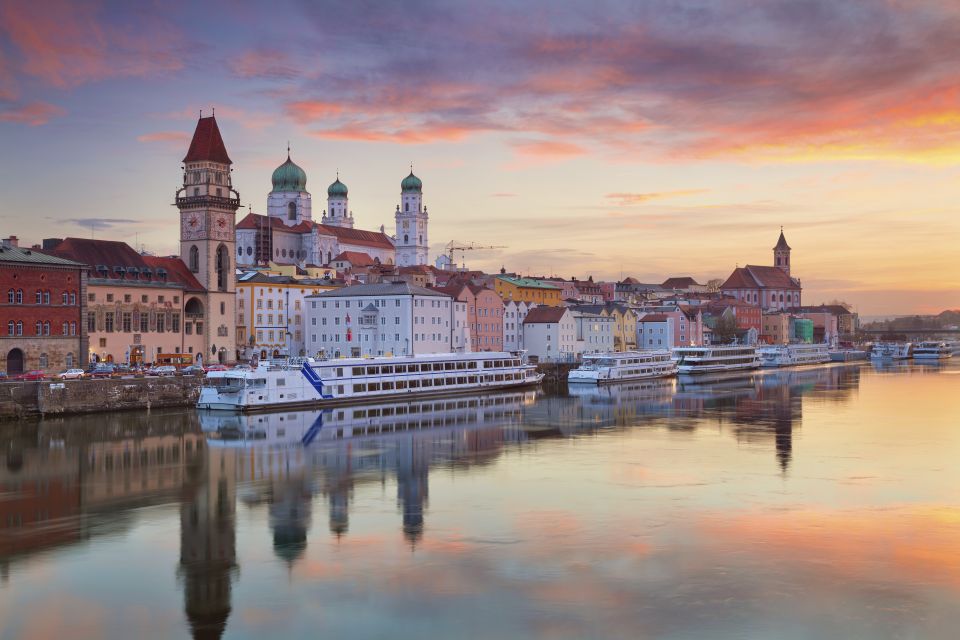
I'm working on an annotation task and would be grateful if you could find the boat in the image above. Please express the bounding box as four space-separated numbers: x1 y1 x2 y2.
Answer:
758 343 831 368
567 350 676 384
912 341 953 360
672 345 760 375
870 342 912 361
829 349 869 362
198 352 544 412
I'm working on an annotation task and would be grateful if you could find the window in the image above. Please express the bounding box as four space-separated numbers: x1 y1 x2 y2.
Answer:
70 322 76 336
88 312 96 333
288 201 297 221
39 353 48 368
15 321 22 336
107 293 114 302
65 353 74 368
6 289 12 303
122 313 132 332
62 292 68 304
220 301 225 315
15 289 22 304
189 245 199 272
156 314 165 332
104 313 114 332
35 290 42 304
6 320 13 335
70 292 76 305
140 314 149 332
171 314 180 333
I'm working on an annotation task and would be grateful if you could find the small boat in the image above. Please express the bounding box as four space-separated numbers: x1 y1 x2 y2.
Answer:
568 350 676 384
912 341 953 360
758 343 831 367
672 345 760 375
870 342 912 361
829 349 869 362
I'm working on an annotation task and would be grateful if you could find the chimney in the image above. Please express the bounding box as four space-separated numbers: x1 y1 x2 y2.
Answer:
2 235 18 248
42 238 63 250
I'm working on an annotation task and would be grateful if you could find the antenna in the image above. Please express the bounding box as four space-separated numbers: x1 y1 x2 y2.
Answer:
287 141 290 158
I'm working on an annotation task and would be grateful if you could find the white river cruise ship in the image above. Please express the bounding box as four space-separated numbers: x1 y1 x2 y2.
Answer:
912 341 953 360
568 350 676 384
758 343 831 368
870 342 912 360
672 345 760 375
198 352 544 412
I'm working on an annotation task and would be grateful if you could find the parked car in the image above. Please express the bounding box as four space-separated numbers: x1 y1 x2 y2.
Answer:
181 365 205 376
16 370 47 381
147 365 178 377
89 365 117 379
203 364 227 372
58 369 86 380
0 371 7 380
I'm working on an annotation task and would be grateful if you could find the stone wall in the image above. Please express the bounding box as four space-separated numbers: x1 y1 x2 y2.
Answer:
0 376 202 420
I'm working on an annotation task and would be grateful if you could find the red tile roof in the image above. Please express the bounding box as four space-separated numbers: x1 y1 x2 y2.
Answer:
720 265 800 291
48 238 201 289
332 251 374 266
234 213 394 249
661 276 701 289
142 255 204 291
183 116 232 164
638 314 669 322
523 306 569 324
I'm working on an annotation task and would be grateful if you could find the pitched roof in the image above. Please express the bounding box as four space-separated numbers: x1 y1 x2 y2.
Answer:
234 213 394 250
497 276 560 290
183 116 232 164
142 255 204 291
49 238 200 289
661 276 701 289
638 314 669 322
332 251 375 266
0 244 84 267
774 230 791 250
720 265 800 291
523 306 568 324
307 282 449 298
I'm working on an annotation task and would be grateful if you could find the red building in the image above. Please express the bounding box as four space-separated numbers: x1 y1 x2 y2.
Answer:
706 298 763 331
1 236 87 374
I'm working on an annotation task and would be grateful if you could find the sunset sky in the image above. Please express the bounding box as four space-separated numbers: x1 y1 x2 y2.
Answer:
1 0 958 315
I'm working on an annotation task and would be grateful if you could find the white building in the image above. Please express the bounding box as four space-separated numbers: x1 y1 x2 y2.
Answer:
503 300 536 351
394 170 429 267
522 306 577 363
572 311 615 356
305 282 456 358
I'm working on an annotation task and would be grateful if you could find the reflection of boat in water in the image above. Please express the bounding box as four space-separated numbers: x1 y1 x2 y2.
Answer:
829 349 869 362
674 370 759 399
568 350 676 384
199 390 536 447
758 343 830 368
566 377 675 406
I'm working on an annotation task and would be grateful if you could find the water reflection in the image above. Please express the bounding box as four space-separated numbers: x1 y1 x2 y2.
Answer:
3 362 958 639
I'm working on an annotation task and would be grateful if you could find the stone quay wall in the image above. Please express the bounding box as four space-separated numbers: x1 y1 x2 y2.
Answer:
0 376 202 420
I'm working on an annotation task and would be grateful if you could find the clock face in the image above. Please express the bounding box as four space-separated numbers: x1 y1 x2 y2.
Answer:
212 214 232 239
181 213 205 239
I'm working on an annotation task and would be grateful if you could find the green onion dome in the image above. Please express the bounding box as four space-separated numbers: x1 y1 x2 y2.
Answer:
401 171 422 193
271 155 307 192
327 177 348 198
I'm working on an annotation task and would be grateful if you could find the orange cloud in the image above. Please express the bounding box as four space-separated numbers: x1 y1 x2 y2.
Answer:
0 101 65 125
136 131 190 144
286 100 345 123
0 0 182 88
605 190 707 205
310 123 473 144
511 139 586 158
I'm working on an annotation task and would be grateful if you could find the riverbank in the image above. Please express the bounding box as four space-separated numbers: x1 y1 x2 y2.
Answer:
0 376 201 421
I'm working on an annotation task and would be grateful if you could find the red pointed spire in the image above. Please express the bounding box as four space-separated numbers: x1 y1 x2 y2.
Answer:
183 115 232 164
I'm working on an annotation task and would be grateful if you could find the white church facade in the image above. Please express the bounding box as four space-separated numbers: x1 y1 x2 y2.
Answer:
235 153 432 269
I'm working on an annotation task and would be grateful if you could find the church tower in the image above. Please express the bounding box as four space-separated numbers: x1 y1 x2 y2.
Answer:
267 151 311 226
177 114 239 363
322 175 353 228
394 169 429 266
773 228 791 276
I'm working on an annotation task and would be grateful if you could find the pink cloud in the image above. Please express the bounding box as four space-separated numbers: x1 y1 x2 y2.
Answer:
511 139 586 158
136 131 191 145
0 101 65 125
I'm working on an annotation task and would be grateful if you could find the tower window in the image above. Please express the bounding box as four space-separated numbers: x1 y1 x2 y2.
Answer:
405 202 409 212
216 245 229 292
189 245 199 272
288 201 297 221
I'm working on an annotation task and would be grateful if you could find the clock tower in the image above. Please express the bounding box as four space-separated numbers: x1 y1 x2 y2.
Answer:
176 114 240 363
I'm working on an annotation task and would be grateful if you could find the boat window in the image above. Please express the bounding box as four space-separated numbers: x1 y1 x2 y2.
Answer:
276 378 285 386
433 363 444 371
422 379 432 387
383 381 394 390
382 365 394 374
409 379 420 388
368 382 381 391
355 383 366 393
397 380 407 389
395 365 407 373
352 367 364 376
444 362 455 371
336 367 343 377
368 366 380 375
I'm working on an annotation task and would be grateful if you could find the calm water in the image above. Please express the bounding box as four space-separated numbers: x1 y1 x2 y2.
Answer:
1 362 959 639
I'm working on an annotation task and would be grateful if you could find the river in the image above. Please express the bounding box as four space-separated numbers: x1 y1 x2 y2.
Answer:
1 361 958 639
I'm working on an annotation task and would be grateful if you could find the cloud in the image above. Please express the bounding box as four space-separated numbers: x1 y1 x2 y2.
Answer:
229 49 300 80
0 101 65 125
136 131 190 145
492 192 517 198
0 0 184 88
605 190 707 205
64 218 143 231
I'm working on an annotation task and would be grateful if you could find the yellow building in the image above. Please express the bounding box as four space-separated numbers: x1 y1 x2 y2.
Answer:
494 276 562 305
236 273 338 359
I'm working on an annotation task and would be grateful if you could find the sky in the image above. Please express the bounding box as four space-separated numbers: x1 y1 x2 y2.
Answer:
0 0 958 316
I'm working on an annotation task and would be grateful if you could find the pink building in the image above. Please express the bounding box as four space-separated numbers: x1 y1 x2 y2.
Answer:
636 306 704 349
438 281 504 351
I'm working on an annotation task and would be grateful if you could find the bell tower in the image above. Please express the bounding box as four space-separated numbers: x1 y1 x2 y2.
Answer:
773 227 791 276
176 113 240 363
394 168 429 266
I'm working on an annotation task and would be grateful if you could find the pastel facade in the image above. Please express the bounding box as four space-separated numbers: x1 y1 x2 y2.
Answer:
503 300 535 351
522 306 577 362
571 311 615 355
305 283 455 358
494 276 562 305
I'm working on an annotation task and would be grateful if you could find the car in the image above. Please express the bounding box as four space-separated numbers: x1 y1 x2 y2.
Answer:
181 365 205 376
0 371 7 380
147 365 178 377
89 365 117 379
58 369 86 380
16 370 47 381
203 364 227 372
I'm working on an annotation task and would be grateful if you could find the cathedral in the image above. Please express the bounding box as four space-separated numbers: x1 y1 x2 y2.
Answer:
235 152 431 269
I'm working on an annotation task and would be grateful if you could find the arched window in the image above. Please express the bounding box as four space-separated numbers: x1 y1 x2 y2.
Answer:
16 321 23 335
7 321 13 335
62 292 68 304
15 289 22 304
404 234 409 243
237 246 243 257
7 289 13 303
43 291 49 304
70 292 76 305
36 321 42 335
282 248 287 258
288 201 297 221
62 322 68 335
246 246 252 256
776 256 781 265
44 321 50 335
189 245 199 272
327 251 332 264
216 245 229 291
779 293 784 303
404 202 409 212
36 290 42 304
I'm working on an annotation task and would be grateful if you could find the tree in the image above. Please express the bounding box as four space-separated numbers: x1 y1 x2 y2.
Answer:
713 312 739 344
706 278 723 293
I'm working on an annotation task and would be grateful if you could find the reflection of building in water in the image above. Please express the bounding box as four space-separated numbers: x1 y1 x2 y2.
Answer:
179 443 237 640
268 461 314 566
395 436 429 546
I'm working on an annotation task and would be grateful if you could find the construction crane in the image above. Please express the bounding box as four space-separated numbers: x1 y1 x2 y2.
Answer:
444 240 507 271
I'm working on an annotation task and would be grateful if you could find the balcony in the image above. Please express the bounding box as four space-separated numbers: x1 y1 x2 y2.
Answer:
175 195 240 210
